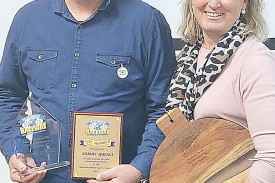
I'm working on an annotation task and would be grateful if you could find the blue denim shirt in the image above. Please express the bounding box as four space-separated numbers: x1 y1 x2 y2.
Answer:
0 0 176 182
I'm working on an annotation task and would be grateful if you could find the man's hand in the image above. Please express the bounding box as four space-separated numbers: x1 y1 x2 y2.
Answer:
9 154 47 183
86 164 142 183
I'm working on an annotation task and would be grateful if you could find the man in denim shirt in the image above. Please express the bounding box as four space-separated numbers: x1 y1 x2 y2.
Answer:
0 0 176 182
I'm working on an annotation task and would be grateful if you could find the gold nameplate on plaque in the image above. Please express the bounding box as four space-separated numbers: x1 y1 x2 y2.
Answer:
71 112 123 179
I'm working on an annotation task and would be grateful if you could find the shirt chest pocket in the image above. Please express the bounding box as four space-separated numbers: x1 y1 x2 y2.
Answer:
23 50 58 89
95 53 133 94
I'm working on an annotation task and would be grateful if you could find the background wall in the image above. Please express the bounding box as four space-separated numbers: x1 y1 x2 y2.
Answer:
0 0 274 182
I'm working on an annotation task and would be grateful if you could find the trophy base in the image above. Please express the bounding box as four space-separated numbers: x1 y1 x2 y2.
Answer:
21 161 70 176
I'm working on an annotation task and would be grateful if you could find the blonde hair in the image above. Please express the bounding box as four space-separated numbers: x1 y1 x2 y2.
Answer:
179 0 269 44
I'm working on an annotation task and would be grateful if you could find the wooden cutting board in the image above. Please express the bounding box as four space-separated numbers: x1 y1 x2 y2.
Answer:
150 108 255 183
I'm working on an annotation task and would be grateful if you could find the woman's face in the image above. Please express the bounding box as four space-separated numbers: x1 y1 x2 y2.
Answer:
192 0 248 38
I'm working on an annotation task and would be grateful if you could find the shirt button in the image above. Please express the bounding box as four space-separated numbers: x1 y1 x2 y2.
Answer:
69 111 73 116
38 54 43 60
111 60 116 64
71 83 77 88
74 52 80 57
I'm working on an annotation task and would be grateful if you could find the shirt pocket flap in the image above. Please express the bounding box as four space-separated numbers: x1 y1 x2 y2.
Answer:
27 50 58 62
96 53 131 67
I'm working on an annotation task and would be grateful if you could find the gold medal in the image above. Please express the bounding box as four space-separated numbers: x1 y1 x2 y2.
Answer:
117 63 128 79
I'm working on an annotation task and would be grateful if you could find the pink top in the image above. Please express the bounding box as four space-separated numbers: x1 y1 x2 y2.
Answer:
194 35 275 182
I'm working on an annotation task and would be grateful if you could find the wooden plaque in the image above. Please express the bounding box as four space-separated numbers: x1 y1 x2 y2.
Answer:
71 112 123 179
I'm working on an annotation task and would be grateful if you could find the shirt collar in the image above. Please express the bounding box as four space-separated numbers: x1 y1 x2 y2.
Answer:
52 0 111 14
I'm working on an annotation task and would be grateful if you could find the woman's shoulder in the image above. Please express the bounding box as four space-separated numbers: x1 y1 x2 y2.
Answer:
234 35 275 65
233 35 275 77
238 35 271 55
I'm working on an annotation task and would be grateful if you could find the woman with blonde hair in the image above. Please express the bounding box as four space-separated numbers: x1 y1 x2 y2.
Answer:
166 0 275 182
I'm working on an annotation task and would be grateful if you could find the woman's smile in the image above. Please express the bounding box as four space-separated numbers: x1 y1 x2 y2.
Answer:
204 11 224 18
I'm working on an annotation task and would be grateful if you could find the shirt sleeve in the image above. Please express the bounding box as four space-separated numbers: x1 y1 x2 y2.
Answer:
240 45 275 182
130 9 176 179
0 12 29 162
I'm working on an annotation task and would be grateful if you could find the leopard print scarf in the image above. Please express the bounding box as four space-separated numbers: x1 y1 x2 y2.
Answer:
166 19 247 121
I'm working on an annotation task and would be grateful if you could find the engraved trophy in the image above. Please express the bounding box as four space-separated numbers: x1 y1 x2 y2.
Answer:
12 97 70 175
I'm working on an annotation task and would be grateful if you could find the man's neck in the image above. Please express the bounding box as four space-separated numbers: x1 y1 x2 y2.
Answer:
65 0 104 21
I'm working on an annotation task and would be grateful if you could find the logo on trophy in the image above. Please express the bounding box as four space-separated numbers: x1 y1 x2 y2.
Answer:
12 97 70 175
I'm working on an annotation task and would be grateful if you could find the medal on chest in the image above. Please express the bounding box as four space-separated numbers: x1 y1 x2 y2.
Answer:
117 63 128 79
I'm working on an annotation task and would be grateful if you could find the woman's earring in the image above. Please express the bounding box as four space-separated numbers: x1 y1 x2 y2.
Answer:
241 9 246 15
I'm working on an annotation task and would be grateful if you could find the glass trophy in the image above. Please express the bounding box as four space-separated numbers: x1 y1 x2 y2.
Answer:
12 97 70 175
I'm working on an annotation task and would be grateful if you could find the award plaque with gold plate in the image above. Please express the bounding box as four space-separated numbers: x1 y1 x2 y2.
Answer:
71 112 123 179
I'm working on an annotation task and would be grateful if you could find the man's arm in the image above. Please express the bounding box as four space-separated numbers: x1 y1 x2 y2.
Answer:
0 10 45 183
129 9 176 180
0 11 29 163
